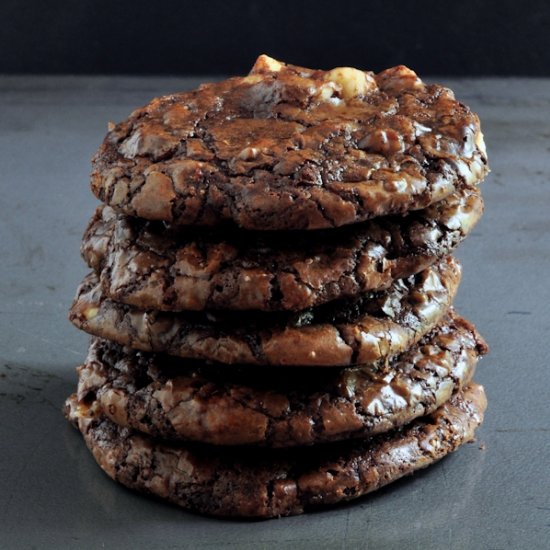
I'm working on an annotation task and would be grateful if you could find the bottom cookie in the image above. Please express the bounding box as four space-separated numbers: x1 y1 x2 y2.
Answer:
66 383 486 519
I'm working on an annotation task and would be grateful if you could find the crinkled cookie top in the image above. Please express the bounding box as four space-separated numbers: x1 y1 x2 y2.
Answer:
91 55 488 230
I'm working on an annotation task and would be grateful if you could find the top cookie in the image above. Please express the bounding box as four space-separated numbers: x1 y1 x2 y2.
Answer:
91 55 488 230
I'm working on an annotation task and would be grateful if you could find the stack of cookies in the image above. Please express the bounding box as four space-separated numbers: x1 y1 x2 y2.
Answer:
66 55 489 518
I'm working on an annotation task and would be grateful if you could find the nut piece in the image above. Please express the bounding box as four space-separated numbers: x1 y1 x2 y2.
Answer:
84 306 99 320
75 400 100 418
325 67 377 100
241 74 263 85
238 146 259 161
250 54 284 74
316 81 341 102
475 130 487 157
377 65 424 92
359 128 404 155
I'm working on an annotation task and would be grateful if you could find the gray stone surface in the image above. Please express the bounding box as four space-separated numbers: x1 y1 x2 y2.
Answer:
0 75 548 549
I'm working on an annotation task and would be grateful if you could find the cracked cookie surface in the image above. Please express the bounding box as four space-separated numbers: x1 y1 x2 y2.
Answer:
65 383 486 518
90 55 488 230
82 186 482 312
75 313 487 447
69 257 461 367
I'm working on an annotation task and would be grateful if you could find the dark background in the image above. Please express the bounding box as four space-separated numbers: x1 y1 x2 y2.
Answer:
1 0 549 76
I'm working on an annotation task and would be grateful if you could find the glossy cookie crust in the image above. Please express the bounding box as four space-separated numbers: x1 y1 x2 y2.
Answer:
66 383 486 518
69 257 461 367
82 187 482 312
90 55 488 230
75 313 487 447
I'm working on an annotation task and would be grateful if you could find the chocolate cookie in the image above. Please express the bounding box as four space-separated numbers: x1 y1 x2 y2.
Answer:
65 383 486 518
69 257 461 367
90 55 488 231
76 313 487 447
82 187 482 312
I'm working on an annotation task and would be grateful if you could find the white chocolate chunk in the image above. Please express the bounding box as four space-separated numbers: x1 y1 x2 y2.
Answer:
324 67 377 100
